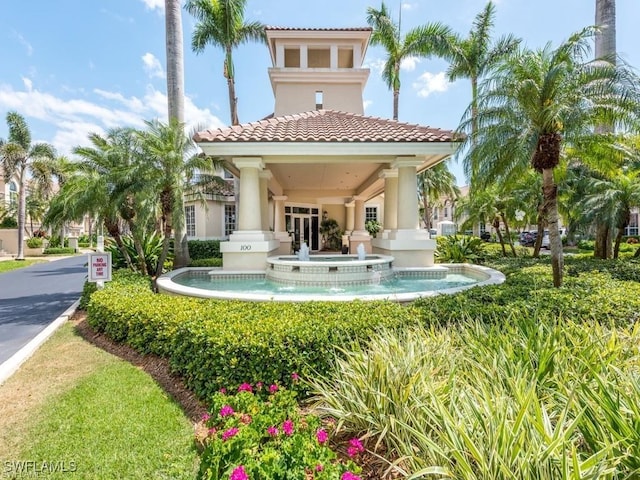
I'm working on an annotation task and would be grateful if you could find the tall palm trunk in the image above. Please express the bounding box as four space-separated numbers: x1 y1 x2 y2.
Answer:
493 217 506 256
500 214 517 256
593 0 616 258
104 218 134 271
226 46 239 126
165 0 190 269
16 167 27 260
542 168 563 287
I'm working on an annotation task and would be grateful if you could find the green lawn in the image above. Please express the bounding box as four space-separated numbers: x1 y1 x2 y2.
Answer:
0 259 46 274
0 322 198 479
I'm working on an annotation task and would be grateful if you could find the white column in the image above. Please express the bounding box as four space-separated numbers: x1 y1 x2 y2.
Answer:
330 45 338 69
344 201 355 233
353 196 367 234
393 158 422 230
300 45 308 68
273 195 288 234
234 157 263 231
353 43 362 67
276 44 285 67
259 170 272 231
379 169 398 232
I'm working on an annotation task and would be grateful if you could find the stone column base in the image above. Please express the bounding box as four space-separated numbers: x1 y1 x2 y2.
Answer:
348 232 372 254
274 232 293 255
372 230 436 267
221 230 279 270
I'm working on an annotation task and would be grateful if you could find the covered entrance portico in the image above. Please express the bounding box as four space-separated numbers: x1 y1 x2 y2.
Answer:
194 110 460 271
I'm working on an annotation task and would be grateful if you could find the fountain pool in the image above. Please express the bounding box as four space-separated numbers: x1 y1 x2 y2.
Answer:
157 262 505 303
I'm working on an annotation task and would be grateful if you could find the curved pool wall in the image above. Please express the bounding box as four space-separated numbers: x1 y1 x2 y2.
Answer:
266 254 396 286
157 264 505 303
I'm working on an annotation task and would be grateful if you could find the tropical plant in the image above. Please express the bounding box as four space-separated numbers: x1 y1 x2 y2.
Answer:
583 169 640 259
364 219 381 239
439 1 520 141
319 217 342 250
185 0 266 126
0 112 56 260
106 231 169 275
366 1 451 120
435 235 485 263
461 27 640 286
136 119 221 278
417 162 459 230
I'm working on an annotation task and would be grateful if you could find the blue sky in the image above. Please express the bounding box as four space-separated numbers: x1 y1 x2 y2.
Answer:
1 0 638 185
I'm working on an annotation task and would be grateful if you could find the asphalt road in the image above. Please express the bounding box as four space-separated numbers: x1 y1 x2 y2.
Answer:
0 256 87 365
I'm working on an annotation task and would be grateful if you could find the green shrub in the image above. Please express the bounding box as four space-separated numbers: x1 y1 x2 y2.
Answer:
87 273 419 399
577 239 595 250
188 257 223 268
47 236 69 248
197 388 361 479
435 235 486 263
43 247 75 255
106 231 169 274
188 240 222 260
78 242 90 248
0 216 17 228
79 281 98 310
26 237 43 248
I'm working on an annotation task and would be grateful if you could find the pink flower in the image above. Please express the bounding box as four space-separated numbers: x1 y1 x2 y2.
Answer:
282 419 294 436
201 413 211 422
269 384 279 394
291 372 300 382
238 383 253 393
341 473 361 480
208 427 217 437
219 405 234 417
240 414 252 425
316 428 328 444
219 388 227 394
315 464 324 472
347 438 364 457
256 382 263 390
222 427 239 441
267 426 278 437
230 465 249 480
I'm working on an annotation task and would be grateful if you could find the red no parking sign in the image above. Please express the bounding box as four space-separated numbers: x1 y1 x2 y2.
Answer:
88 252 112 282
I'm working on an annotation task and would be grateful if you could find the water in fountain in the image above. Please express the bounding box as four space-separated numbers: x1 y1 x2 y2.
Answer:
297 243 310 261
357 243 366 260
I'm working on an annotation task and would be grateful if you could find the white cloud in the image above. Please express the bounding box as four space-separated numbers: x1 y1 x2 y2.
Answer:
0 81 224 155
140 0 164 11
401 2 418 11
13 31 33 56
412 71 450 98
400 56 420 72
22 77 33 92
142 53 165 79
364 58 386 76
363 100 373 112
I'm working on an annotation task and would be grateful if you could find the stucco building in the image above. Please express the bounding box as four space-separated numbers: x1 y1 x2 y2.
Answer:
192 26 460 270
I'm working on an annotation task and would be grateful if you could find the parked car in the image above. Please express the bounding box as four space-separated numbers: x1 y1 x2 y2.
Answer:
480 231 491 242
541 230 550 249
519 231 537 247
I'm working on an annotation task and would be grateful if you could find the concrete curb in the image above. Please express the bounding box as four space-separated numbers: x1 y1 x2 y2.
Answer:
0 299 80 386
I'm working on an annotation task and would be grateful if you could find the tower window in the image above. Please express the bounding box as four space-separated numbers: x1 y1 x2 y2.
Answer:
315 91 323 109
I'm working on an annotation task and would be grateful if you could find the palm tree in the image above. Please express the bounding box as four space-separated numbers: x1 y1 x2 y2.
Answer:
593 0 617 258
137 119 220 278
185 0 266 126
0 112 56 260
366 1 451 121
462 28 640 287
417 162 459 230
439 1 519 153
584 169 640 259
165 0 190 268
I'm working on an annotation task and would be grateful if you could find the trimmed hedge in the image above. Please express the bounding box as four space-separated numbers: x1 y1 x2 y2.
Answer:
43 247 75 255
188 240 221 260
87 272 418 400
85 257 640 403
188 257 222 267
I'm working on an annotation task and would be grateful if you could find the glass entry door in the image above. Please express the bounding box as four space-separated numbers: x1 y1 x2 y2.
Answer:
285 205 320 251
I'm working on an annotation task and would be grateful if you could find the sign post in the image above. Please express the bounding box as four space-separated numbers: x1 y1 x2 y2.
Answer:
88 252 112 287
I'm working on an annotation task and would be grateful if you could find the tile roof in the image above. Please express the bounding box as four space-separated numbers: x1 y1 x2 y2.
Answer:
265 26 372 32
194 110 458 144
